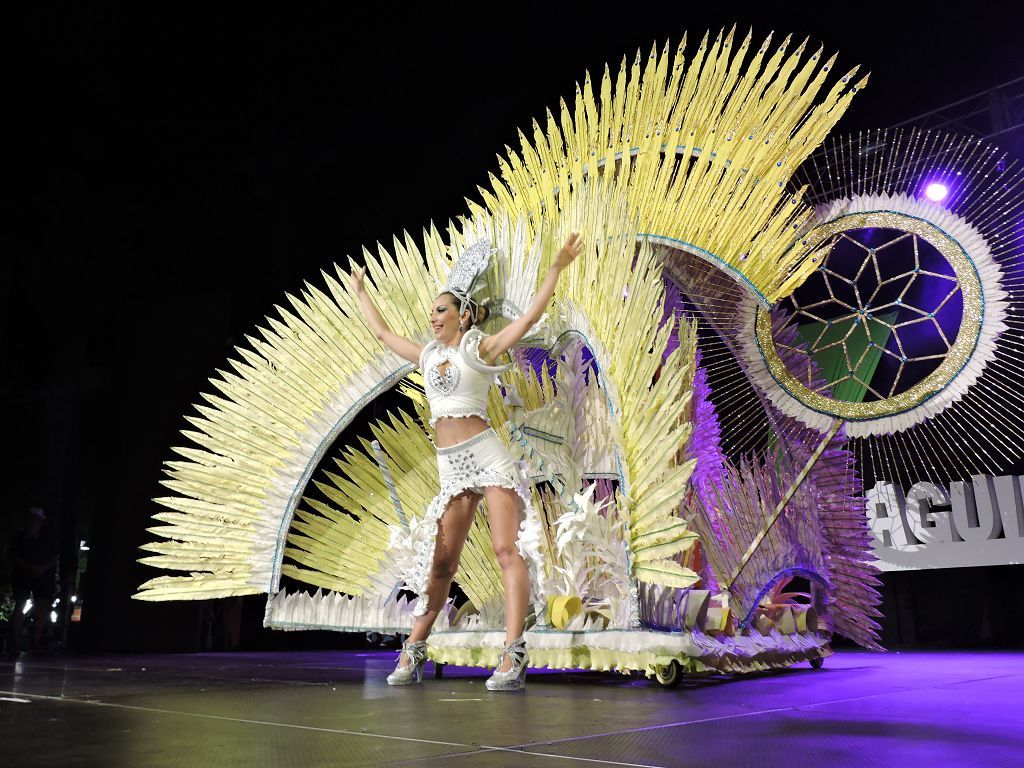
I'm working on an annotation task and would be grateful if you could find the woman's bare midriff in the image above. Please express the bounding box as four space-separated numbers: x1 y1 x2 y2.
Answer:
434 415 490 449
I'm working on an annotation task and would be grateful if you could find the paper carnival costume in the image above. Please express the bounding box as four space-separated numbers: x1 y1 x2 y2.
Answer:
135 28 1024 684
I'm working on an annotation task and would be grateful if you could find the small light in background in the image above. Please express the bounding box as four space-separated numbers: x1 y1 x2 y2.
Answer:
925 182 949 202
50 610 58 624
22 599 33 615
79 540 90 552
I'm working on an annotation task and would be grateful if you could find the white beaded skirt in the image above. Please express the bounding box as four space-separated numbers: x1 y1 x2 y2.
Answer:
405 428 547 618
436 428 519 490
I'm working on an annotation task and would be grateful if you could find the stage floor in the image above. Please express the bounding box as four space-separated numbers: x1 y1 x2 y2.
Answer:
2 648 1022 767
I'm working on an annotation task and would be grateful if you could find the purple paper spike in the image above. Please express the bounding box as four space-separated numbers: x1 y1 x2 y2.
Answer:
764 307 883 650
660 279 686 361
688 350 728 527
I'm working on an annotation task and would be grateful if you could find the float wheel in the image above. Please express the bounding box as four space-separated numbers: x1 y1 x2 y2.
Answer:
654 660 683 688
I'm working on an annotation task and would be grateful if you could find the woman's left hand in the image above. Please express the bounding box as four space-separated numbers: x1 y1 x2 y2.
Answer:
555 232 584 269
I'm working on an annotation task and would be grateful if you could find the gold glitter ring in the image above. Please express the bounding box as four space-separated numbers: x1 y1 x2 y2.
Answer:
754 210 983 421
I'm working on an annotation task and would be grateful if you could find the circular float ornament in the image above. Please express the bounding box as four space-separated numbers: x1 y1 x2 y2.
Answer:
742 193 1008 437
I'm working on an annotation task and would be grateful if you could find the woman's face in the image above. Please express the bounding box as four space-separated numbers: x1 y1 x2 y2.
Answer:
430 294 464 343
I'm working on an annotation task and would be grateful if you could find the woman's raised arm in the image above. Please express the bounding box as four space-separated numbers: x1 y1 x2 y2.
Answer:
479 232 584 361
350 266 424 365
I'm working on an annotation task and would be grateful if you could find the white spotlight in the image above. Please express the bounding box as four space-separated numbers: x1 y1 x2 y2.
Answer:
925 182 948 202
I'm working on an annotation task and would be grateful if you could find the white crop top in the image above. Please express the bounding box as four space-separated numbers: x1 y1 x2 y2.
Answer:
419 329 513 427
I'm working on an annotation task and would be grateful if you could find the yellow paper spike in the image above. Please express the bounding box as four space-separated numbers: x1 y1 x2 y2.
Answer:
482 30 860 307
137 216 454 601
138 30 858 609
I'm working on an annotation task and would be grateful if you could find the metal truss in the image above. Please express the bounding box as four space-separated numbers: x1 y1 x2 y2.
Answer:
887 75 1024 143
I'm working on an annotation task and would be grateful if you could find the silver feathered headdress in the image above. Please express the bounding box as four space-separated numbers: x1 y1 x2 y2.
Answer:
444 239 497 316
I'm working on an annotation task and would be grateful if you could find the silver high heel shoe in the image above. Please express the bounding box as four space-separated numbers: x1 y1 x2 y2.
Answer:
386 639 428 686
485 636 528 691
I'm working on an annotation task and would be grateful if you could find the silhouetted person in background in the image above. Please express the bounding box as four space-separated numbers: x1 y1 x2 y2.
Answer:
9 508 59 653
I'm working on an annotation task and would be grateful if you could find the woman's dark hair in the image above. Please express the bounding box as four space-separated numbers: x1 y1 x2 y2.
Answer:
438 292 489 329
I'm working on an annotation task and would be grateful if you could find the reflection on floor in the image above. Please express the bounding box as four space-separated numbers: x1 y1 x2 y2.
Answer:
2 648 1023 767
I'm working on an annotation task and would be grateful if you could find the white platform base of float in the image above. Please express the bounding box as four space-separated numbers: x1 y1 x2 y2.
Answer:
427 627 831 676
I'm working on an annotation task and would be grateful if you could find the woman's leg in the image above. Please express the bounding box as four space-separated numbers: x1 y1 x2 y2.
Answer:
484 486 530 672
400 491 480 664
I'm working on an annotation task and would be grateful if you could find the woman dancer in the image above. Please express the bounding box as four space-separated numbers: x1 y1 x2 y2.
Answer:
350 232 583 690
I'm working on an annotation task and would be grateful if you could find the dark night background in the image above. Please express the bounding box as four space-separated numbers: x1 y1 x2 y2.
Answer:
3 3 1023 653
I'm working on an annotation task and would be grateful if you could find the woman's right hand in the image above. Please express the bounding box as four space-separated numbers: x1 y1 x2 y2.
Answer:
350 266 367 295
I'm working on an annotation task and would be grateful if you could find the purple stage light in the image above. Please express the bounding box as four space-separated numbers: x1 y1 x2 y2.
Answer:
924 182 949 202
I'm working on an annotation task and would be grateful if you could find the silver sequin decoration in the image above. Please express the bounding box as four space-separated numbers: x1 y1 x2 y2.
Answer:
428 350 460 396
445 240 495 306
